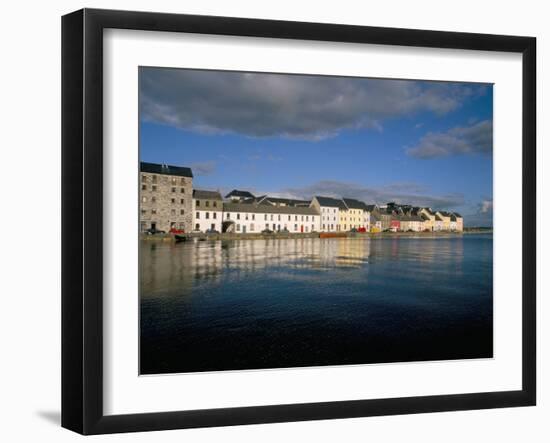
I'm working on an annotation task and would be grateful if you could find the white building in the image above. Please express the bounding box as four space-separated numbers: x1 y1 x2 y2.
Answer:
222 202 321 234
192 189 223 232
310 196 345 232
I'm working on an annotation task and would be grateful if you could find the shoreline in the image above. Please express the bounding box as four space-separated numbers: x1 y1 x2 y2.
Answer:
141 229 492 242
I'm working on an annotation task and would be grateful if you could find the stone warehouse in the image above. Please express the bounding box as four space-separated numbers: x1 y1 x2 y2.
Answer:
139 162 464 234
139 162 193 232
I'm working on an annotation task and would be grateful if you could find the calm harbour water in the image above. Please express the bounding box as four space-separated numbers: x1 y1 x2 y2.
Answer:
140 234 493 374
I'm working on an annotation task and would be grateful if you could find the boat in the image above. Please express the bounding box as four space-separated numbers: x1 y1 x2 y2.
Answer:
174 234 188 242
319 232 347 239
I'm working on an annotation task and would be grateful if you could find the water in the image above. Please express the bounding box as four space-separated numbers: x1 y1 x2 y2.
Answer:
140 234 493 374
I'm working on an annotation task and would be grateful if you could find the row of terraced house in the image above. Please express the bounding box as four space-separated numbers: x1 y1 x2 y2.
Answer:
139 162 463 234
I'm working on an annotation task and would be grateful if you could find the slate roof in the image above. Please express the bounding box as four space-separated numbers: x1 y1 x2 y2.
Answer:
223 202 320 216
193 189 222 200
263 197 311 207
365 204 378 212
342 197 368 210
225 189 255 199
314 196 347 209
140 162 193 178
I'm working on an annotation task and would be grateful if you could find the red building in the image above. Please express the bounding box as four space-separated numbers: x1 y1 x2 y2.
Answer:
390 219 401 232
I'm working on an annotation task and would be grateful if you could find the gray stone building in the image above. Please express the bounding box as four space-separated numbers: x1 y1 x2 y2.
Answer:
140 162 193 232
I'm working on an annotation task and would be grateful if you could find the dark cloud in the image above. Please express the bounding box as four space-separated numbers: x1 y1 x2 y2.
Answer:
189 161 216 176
140 68 487 140
278 180 464 210
407 120 493 159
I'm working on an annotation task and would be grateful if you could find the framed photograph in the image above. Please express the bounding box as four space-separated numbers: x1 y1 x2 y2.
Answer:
62 8 536 435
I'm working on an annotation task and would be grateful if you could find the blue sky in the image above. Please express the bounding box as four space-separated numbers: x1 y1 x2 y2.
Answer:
140 67 493 226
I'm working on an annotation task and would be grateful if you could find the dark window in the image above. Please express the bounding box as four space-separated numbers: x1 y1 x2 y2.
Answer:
152 175 157 183
213 201 217 207
206 212 210 219
205 201 210 207
152 185 157 192
171 187 176 193
180 188 185 193
237 214 240 220
180 199 184 204
141 184 147 190
196 212 200 219
196 201 200 207
180 209 185 215
141 175 147 183
213 213 217 219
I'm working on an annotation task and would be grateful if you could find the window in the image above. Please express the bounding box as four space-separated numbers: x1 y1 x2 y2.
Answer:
213 212 217 219
288 215 291 221
195 223 200 230
171 187 176 193
141 209 146 215
250 224 255 231
141 175 147 183
141 196 147 203
237 224 241 232
171 209 176 216
171 177 177 184
196 200 200 207
226 213 230 219
152 175 157 183
206 201 210 207
306 215 309 221
294 224 298 231
180 199 184 204
141 184 147 190
264 214 267 221
311 224 314 231
205 212 210 219
295 215 298 221
245 214 249 221
265 224 269 229
270 214 274 221
152 185 157 192
196 212 200 219
278 215 281 221
213 201 217 207
252 214 255 220
237 214 240 220
151 196 156 203
180 209 185 215
151 209 157 215
180 178 186 185
171 198 175 204
180 188 185 193
323 224 325 230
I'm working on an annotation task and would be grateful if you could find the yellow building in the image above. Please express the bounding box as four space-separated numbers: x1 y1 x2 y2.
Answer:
418 208 436 231
340 198 370 231
436 211 452 231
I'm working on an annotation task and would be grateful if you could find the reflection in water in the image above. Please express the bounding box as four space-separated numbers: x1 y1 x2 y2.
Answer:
140 235 493 374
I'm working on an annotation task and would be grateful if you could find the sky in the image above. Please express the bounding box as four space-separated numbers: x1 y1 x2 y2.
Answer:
139 67 493 226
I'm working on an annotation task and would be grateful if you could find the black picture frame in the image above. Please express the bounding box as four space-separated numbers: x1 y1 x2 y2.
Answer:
62 8 536 435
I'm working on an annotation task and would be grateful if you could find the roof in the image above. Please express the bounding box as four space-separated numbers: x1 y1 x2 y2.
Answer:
225 189 255 199
140 162 193 178
438 211 453 217
342 198 368 210
314 196 347 209
365 204 378 212
261 196 311 207
453 212 462 218
193 189 222 200
223 202 320 216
